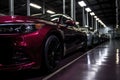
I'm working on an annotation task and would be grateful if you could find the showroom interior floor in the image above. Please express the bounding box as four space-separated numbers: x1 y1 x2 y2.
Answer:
41 39 120 80
1 39 119 80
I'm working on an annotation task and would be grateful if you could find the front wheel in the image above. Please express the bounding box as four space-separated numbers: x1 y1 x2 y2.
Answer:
43 35 63 72
81 37 87 52
82 41 87 52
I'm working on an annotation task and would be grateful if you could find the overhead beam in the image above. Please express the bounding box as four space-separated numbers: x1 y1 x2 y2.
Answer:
93 7 115 12
96 11 115 15
88 1 114 7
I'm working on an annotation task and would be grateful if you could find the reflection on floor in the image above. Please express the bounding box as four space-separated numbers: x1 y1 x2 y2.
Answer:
45 39 120 80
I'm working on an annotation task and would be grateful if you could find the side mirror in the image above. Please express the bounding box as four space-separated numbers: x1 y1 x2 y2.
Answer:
65 20 75 26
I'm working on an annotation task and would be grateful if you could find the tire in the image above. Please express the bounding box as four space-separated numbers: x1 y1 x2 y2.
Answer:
43 35 63 72
82 41 87 51
82 35 88 52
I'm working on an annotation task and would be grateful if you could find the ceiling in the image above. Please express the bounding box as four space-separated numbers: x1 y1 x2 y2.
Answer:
0 0 119 27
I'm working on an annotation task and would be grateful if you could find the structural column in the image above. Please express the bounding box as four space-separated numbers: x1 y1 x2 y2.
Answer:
71 0 74 19
116 0 119 28
42 0 45 14
86 12 89 27
73 0 76 20
78 1 86 27
91 16 94 30
63 0 65 14
27 0 30 16
94 17 97 31
9 0 14 16
96 19 98 31
82 7 86 27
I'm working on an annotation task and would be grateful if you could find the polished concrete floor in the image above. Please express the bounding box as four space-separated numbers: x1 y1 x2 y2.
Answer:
0 39 120 80
43 39 120 80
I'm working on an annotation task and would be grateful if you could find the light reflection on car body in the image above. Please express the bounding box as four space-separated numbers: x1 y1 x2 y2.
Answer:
0 14 87 71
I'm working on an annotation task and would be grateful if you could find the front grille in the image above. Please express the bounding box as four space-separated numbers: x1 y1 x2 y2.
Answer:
0 37 15 65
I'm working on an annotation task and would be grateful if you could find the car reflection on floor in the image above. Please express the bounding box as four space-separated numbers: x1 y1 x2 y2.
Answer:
0 39 113 80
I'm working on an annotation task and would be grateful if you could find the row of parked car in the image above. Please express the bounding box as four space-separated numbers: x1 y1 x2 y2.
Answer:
79 27 109 47
0 14 109 72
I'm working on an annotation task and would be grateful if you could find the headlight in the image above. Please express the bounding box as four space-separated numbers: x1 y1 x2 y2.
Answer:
13 25 36 33
0 24 37 33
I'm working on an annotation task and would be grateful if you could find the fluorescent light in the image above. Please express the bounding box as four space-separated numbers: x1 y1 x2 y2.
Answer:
100 21 106 27
90 27 93 30
99 20 103 24
85 7 91 12
47 10 55 14
76 22 79 25
101 22 104 25
96 18 99 21
103 24 107 27
95 17 107 27
85 25 88 27
90 12 95 16
78 1 86 7
98 19 101 22
30 3 41 9
94 16 97 18
116 25 119 28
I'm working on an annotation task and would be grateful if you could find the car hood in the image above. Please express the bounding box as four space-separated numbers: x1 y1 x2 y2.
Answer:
0 16 57 26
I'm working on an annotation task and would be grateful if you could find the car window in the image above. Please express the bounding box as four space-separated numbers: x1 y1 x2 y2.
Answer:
61 17 68 25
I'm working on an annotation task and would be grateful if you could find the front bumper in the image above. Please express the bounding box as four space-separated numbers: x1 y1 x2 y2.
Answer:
0 62 36 71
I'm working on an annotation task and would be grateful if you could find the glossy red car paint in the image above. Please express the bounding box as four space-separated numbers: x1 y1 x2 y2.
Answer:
0 16 61 71
0 15 87 71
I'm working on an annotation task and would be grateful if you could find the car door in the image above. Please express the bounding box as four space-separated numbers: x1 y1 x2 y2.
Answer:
59 16 85 54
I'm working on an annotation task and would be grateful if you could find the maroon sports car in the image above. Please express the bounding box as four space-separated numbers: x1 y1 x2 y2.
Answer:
0 14 87 71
